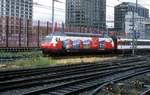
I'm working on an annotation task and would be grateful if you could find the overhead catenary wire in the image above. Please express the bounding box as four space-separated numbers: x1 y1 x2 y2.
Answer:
34 1 150 14
0 1 66 13
2 0 149 16
35 2 65 11
2 0 150 14
0 0 149 24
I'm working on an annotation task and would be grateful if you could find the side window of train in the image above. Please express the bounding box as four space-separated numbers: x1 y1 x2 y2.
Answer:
130 41 132 45
118 40 123 45
128 41 131 45
55 37 60 42
124 40 127 45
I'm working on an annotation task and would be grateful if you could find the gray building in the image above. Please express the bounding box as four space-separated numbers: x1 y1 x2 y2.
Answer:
0 0 33 19
114 2 149 33
66 0 106 30
124 12 146 38
145 19 150 39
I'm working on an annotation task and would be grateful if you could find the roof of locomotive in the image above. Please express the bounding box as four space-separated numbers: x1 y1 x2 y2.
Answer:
50 32 109 38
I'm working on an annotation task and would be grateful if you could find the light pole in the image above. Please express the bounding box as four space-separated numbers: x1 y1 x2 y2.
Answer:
52 0 55 34
106 25 109 36
118 0 138 56
51 0 63 34
132 0 138 56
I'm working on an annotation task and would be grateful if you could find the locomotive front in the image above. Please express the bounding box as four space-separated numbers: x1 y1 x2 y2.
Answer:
40 34 65 55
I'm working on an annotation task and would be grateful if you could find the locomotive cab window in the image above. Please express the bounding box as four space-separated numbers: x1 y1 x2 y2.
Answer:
43 36 53 42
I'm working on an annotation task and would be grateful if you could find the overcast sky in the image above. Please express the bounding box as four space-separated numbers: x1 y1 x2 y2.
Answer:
33 0 66 22
33 0 150 26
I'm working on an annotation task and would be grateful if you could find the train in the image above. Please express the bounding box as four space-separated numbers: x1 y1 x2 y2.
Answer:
40 32 150 56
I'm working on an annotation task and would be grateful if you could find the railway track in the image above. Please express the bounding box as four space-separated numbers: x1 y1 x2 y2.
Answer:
90 70 150 95
0 56 144 76
21 65 150 95
0 56 149 95
141 88 150 95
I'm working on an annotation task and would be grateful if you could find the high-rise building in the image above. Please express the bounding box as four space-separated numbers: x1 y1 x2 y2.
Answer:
114 2 149 33
0 0 33 46
66 0 106 30
0 0 33 19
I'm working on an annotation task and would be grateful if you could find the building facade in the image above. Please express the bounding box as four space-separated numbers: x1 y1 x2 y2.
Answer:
124 12 146 38
114 2 149 33
0 0 33 34
0 0 33 19
66 0 106 30
145 19 150 39
0 0 33 47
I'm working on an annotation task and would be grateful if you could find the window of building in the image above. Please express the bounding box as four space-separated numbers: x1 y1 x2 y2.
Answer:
29 12 32 15
21 15 24 18
16 10 19 13
21 11 24 14
16 13 19 16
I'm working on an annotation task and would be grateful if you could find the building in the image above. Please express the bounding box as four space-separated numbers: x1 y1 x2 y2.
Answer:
124 12 146 38
66 0 106 30
0 0 33 47
0 0 33 19
145 19 150 39
114 2 149 33
0 0 33 33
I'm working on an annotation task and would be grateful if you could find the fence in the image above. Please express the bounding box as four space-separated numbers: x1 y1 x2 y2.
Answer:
0 16 129 48
0 17 53 48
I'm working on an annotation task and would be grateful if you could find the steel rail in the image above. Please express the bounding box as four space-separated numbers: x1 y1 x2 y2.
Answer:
141 88 150 95
20 64 150 95
0 61 146 91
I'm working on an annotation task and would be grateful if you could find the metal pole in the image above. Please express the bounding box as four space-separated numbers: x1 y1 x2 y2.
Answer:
106 25 109 36
136 0 138 11
27 19 29 47
19 18 21 47
37 20 40 47
52 0 55 34
51 0 63 34
135 0 138 53
47 21 49 35
132 0 138 56
132 11 135 55
6 17 9 48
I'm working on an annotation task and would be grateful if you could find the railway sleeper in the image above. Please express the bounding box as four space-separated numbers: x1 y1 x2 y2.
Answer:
62 88 75 91
48 91 64 95
67 86 83 89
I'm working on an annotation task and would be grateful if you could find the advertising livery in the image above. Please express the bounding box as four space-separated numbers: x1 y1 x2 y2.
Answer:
40 32 115 55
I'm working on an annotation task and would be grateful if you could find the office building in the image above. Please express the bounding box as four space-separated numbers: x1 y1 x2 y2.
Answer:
114 2 149 33
0 0 33 19
66 0 106 30
0 0 33 46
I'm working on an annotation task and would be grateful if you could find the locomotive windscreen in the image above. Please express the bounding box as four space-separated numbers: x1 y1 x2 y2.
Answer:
42 35 53 43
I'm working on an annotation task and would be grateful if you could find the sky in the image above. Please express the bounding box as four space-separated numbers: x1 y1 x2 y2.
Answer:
33 0 150 26
33 0 66 22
